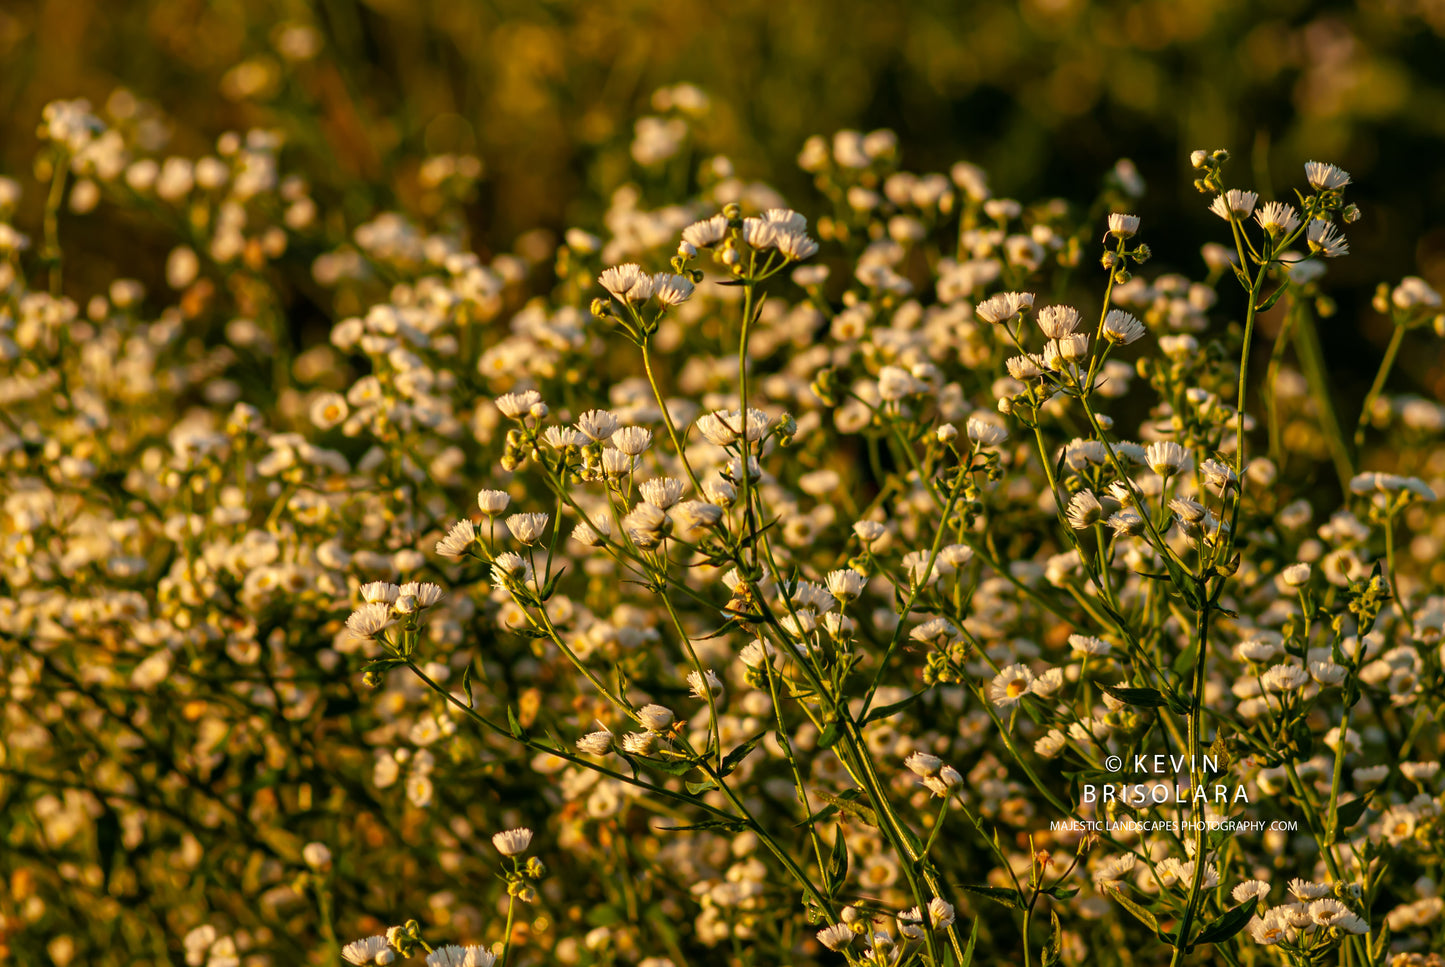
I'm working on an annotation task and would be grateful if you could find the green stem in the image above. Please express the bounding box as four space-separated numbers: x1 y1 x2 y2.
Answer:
1354 323 1405 450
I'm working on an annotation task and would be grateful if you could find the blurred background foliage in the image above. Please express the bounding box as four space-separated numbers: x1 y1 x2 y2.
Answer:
3 0 1445 391
3 0 1445 254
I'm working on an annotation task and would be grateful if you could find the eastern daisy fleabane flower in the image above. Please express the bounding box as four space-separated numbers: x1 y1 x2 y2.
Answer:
687 669 724 698
1145 440 1192 478
1036 304 1081 338
1101 309 1146 345
1107 213 1140 238
426 946 496 967
967 414 1008 446
490 551 533 586
975 290 1034 324
342 936 394 965
505 512 550 545
477 489 511 515
1262 663 1309 692
988 664 1034 707
816 923 854 951
621 731 658 755
492 827 533 856
1065 490 1103 529
577 730 614 755
1305 161 1351 191
1255 201 1301 236
637 703 675 731
495 390 542 419
653 272 695 305
1107 511 1145 536
598 263 655 303
435 519 479 558
1306 219 1349 258
576 408 620 442
1200 458 1238 493
612 425 654 456
1209 189 1258 220
346 602 395 639
682 213 729 249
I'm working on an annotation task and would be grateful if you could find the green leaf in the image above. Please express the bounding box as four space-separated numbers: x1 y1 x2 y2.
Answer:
1254 284 1290 313
656 819 748 833
361 658 406 674
817 721 841 749
959 917 978 967
649 756 701 777
506 706 524 739
1101 882 1159 933
1042 910 1063 967
1334 795 1371 833
809 790 878 827
956 883 1024 911
684 778 719 795
1099 682 1169 709
825 831 849 894
720 731 766 777
861 690 926 726
461 659 475 709
1043 884 1079 900
1192 896 1258 947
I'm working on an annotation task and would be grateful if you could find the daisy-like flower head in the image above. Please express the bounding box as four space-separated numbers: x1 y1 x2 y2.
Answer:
637 703 675 731
505 512 550 545
426 946 496 967
1288 878 1333 902
1262 663 1309 693
342 936 393 965
1107 212 1140 238
1306 219 1349 258
435 519 479 558
1101 309 1146 345
1065 490 1103 530
1281 562 1311 587
598 263 655 303
399 582 445 609
687 669 724 699
905 751 943 777
682 213 729 249
1200 458 1238 493
1036 304 1081 339
975 290 1034 324
576 408 620 442
1208 189 1259 220
621 731 658 755
826 568 866 601
577 730 614 755
611 426 654 457
652 272 695 306
988 663 1034 707
1304 161 1351 191
477 489 511 515
491 827 533 857
346 602 395 639
1231 880 1270 904
967 413 1009 447
495 390 542 419
816 924 855 952
490 551 533 587
1145 440 1192 478
1247 910 1289 945
360 581 401 604
1107 510 1146 537
1254 201 1301 237
775 229 819 261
